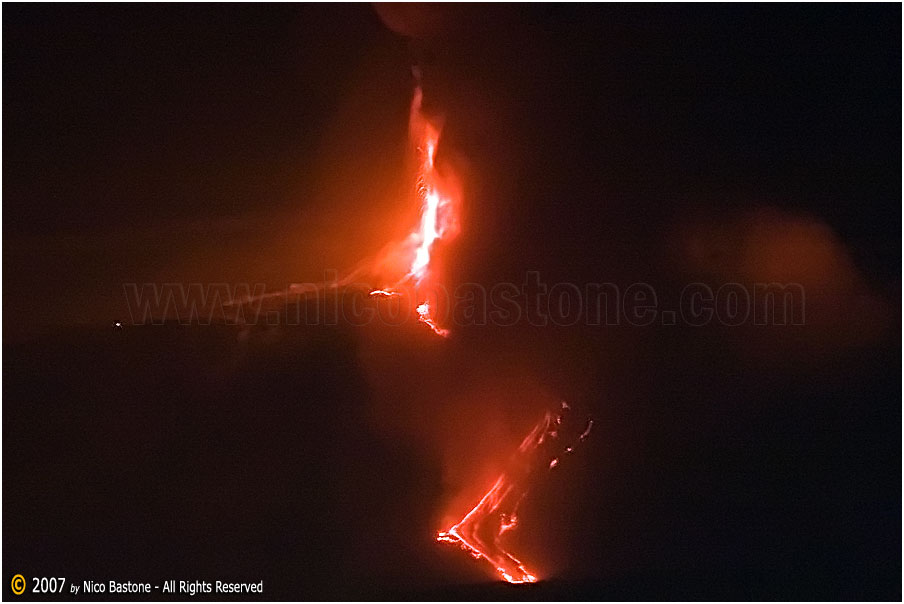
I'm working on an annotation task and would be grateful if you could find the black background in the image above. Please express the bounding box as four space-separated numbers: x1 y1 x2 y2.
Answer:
4 4 901 600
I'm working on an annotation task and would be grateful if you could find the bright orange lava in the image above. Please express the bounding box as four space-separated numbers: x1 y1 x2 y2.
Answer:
369 87 458 337
437 403 593 584
277 81 590 584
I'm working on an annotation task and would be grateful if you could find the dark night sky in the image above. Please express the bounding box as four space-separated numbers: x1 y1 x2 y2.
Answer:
3 4 901 601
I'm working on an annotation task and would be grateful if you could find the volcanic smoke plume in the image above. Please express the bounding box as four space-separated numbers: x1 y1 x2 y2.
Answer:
252 30 593 582
265 79 459 339
364 83 460 337
339 83 592 582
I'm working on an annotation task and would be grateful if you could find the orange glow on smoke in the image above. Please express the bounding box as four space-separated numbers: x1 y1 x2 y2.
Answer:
296 83 589 584
369 87 459 337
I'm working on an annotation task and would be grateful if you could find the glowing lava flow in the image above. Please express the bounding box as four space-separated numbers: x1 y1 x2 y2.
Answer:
368 87 458 337
224 77 591 585
235 84 459 334
415 302 450 338
437 402 594 583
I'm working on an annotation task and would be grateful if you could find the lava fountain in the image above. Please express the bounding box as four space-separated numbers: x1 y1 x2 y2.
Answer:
366 85 459 337
245 74 592 584
359 85 595 582
246 82 459 337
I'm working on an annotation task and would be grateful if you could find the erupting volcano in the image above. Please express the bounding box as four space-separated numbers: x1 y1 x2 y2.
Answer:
366 85 459 338
355 83 595 583
257 81 459 338
268 76 591 585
